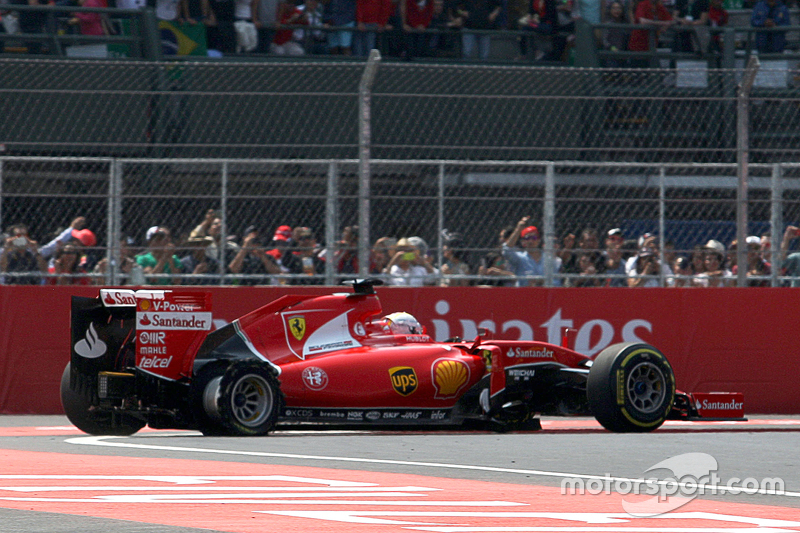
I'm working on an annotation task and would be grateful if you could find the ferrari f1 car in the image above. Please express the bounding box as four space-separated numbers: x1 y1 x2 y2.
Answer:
62 280 745 436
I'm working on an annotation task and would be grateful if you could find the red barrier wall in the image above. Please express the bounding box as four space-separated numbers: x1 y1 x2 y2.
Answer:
2 285 798 414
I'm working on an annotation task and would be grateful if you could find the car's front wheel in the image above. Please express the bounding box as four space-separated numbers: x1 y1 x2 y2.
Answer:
587 342 675 432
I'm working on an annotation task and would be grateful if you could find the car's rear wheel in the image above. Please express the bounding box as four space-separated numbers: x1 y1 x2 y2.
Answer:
60 363 145 436
587 342 675 433
200 362 283 436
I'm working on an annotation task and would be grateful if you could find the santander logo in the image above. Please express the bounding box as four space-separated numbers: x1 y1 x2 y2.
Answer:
74 323 107 359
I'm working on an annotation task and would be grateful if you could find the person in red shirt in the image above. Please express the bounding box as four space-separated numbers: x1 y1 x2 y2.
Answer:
355 0 394 55
628 0 674 55
401 0 434 58
68 0 107 36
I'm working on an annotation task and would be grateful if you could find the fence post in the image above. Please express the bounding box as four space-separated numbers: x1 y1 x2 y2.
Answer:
437 162 445 271
544 163 556 287
659 165 666 287
220 160 228 285
358 49 381 278
771 163 783 287
108 159 122 285
736 56 759 287
325 161 338 286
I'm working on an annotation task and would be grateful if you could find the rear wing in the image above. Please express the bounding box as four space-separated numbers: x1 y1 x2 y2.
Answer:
71 289 213 382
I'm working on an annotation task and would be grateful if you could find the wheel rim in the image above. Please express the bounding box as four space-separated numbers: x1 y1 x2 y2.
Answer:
229 373 273 428
626 362 666 414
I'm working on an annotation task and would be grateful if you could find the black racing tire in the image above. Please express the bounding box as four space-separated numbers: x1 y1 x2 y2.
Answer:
190 363 230 436
587 342 675 433
60 363 145 436
213 362 283 436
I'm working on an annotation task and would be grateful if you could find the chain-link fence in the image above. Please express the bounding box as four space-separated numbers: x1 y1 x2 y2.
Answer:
2 55 800 286
2 57 800 162
2 157 800 287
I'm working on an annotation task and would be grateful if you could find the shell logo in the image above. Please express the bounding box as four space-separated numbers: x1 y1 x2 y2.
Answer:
139 299 151 311
432 358 470 399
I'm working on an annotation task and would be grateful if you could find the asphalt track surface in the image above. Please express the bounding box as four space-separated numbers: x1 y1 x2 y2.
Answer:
1 415 800 533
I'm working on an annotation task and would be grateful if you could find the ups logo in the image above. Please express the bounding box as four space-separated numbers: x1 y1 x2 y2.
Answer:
389 366 418 396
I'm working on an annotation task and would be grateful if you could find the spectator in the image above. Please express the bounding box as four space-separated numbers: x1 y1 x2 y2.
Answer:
627 248 662 287
332 224 359 274
780 225 800 286
733 235 771 286
560 227 605 283
48 241 91 285
136 226 184 285
477 250 514 286
573 252 603 287
157 0 181 23
298 0 327 54
68 0 107 36
502 216 562 286
402 0 435 58
385 236 438 285
252 0 278 53
1 224 46 285
38 216 90 262
94 235 137 285
628 0 675 59
751 0 790 53
370 236 396 275
602 227 627 286
670 255 693 286
228 225 282 284
284 226 325 284
440 231 471 286
520 0 560 61
705 0 728 52
355 0 393 56
602 0 630 66
430 0 460 56
187 209 241 268
689 243 706 277
693 239 730 287
182 0 217 38
207 0 238 53
264 224 294 277
179 238 220 285
455 0 501 60
272 0 305 54
324 0 357 55
11 0 48 54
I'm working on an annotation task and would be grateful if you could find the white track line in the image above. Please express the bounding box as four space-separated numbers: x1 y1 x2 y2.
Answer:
65 436 797 499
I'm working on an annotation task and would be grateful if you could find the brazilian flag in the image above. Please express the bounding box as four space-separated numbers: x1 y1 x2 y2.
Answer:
158 21 208 56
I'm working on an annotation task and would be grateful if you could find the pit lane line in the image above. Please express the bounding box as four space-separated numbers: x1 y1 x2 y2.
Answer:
66 435 798 500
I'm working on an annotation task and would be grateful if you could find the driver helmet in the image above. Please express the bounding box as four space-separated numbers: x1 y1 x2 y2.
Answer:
383 312 423 335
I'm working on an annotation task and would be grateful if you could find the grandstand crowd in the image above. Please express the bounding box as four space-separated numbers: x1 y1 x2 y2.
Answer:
4 210 800 287
0 0 796 60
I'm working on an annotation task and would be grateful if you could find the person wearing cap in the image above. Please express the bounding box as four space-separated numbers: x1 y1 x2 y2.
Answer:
38 216 91 260
501 216 562 287
385 236 438 286
693 239 731 287
136 227 184 285
732 235 771 287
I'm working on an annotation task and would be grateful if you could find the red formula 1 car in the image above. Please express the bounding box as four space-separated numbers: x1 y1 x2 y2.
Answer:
61 280 746 436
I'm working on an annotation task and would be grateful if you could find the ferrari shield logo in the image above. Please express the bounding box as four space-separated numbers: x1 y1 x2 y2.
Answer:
289 316 306 341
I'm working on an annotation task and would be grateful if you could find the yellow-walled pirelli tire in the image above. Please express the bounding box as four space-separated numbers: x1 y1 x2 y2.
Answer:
587 342 675 433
